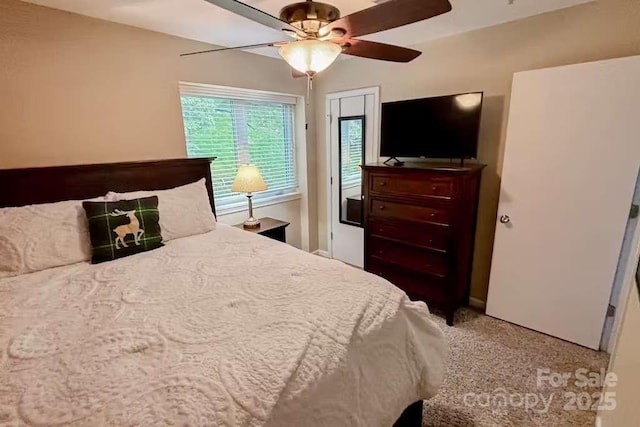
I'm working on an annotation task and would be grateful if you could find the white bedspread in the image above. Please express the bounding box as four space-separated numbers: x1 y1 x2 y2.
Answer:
0 225 446 426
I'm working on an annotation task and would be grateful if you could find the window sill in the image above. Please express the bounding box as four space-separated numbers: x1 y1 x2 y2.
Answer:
217 192 303 217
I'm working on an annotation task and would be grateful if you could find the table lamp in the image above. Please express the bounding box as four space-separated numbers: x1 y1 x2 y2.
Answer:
232 164 268 228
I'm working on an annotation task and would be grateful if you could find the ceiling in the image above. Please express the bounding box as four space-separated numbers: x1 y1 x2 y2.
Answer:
23 0 593 58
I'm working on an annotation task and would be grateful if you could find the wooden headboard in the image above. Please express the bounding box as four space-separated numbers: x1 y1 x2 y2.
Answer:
0 158 217 216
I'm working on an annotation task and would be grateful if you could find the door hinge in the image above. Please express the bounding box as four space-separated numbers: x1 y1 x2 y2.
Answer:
630 204 639 219
330 232 333 240
305 123 308 130
606 304 616 317
330 176 333 185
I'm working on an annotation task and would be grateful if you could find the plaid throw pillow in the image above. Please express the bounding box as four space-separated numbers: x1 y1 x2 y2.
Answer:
82 196 163 264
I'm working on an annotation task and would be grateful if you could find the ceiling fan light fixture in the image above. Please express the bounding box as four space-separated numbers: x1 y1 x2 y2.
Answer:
279 1 340 29
278 39 341 75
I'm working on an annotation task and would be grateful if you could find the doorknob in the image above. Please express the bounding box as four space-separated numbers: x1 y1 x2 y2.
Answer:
499 215 510 224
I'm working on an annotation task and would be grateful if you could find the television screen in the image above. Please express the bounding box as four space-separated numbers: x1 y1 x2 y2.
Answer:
380 92 483 159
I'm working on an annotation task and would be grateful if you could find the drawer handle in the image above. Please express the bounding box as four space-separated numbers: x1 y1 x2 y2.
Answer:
378 250 384 255
431 186 437 191
428 239 434 244
378 228 384 233
429 213 436 217
379 205 385 210
379 181 387 187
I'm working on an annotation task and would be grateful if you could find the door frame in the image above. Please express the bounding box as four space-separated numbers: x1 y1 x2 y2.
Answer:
607 193 640 354
325 86 380 258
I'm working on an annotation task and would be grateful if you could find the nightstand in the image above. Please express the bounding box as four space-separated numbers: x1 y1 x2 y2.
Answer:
234 217 290 243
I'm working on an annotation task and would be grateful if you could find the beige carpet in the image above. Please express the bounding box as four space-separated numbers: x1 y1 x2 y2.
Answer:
423 309 609 426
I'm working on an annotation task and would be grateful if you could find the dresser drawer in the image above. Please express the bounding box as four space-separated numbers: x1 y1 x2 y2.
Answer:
370 173 454 200
368 219 449 253
368 236 448 278
366 259 446 306
368 198 450 226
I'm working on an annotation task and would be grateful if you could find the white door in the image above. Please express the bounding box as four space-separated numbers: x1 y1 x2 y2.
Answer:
486 56 640 350
327 88 379 267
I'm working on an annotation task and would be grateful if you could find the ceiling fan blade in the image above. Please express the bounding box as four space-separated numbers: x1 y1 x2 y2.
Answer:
204 0 306 38
340 39 421 62
180 42 284 57
320 0 451 39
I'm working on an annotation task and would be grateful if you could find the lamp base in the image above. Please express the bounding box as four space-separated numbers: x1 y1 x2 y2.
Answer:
243 217 261 229
242 193 260 228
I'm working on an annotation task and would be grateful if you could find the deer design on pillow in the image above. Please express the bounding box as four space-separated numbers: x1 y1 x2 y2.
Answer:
109 209 145 249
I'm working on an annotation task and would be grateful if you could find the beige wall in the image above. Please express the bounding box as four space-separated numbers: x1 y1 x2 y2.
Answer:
313 0 640 302
0 0 313 248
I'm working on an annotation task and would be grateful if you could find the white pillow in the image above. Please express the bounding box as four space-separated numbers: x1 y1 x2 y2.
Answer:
0 197 104 278
106 179 216 242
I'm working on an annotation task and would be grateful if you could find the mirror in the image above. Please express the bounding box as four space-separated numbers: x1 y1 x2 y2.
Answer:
339 115 365 227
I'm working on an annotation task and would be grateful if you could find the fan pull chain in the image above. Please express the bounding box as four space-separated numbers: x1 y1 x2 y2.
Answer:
306 75 313 105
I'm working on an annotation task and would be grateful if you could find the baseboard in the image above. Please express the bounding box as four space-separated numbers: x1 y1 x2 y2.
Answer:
312 250 330 258
469 297 486 311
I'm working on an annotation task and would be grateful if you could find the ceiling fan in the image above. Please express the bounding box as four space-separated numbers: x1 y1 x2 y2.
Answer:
181 0 452 78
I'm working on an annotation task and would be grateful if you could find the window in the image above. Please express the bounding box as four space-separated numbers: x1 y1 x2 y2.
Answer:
179 83 298 211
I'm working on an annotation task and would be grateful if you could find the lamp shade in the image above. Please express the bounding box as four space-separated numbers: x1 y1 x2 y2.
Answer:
278 40 342 76
231 164 267 193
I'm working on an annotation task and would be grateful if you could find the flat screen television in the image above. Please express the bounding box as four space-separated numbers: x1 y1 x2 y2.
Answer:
380 92 483 159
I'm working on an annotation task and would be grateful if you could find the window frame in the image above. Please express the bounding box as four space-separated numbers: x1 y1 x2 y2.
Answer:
178 82 302 215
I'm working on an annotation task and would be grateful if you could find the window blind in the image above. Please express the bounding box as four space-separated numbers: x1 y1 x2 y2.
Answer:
179 83 298 210
340 119 364 188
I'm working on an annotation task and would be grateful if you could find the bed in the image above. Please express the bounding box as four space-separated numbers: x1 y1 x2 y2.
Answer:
0 158 446 426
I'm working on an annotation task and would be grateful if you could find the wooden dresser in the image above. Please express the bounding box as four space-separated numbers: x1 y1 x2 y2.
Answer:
363 162 485 325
